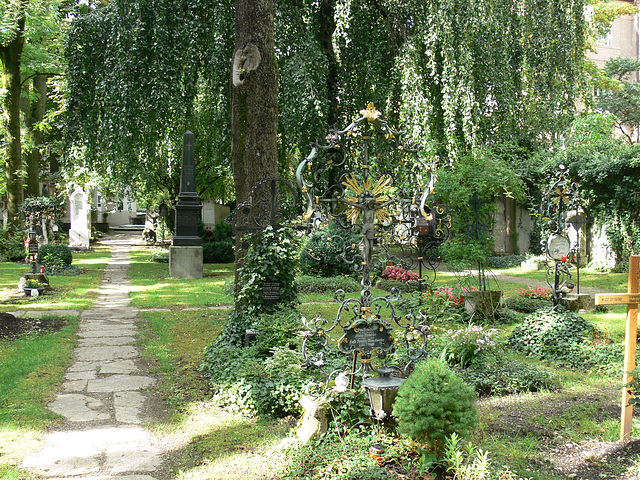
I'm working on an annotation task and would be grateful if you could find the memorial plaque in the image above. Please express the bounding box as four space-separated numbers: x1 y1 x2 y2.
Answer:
28 242 39 255
263 281 282 306
339 322 394 355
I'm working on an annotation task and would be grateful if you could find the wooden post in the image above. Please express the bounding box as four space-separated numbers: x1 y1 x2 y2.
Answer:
595 255 640 441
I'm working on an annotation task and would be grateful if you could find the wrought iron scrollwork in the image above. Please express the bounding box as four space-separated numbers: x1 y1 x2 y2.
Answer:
297 104 448 381
233 177 301 247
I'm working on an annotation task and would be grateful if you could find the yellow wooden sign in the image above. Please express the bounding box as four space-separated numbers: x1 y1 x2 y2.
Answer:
595 293 640 306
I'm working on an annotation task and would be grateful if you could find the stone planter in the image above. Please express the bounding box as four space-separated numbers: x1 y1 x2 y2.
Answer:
24 288 45 297
463 290 502 318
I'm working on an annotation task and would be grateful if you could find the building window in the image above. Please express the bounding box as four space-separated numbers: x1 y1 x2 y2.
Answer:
598 27 613 47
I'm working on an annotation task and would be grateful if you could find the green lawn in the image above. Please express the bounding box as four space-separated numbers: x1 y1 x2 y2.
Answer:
128 249 234 308
0 247 112 312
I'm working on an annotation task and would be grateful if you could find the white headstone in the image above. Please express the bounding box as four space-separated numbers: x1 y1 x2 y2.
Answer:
69 187 90 249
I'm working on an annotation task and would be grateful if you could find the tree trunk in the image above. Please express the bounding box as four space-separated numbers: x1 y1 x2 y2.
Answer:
0 8 26 225
231 0 279 296
23 75 48 198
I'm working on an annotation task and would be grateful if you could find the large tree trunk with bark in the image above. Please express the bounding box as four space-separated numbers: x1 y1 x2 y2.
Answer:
23 75 48 198
1 9 26 225
231 0 279 295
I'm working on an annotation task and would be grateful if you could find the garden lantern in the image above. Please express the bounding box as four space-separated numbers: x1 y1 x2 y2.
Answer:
361 368 405 422
28 221 39 274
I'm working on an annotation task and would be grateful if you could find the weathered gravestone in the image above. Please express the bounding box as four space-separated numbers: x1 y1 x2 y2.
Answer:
69 186 90 249
169 131 203 279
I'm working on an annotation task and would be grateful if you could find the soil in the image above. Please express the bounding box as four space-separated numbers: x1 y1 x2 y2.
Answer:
0 312 70 340
480 391 640 480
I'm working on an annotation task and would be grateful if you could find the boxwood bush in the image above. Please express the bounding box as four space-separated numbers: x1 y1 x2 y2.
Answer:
393 358 477 455
37 244 73 266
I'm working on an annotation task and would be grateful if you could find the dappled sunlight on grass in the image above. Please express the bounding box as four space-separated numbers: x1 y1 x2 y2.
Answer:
153 401 289 480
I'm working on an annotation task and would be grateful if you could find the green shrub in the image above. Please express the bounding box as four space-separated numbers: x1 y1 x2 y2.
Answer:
296 275 361 294
429 325 498 368
393 358 478 455
0 224 24 261
456 360 559 397
503 296 551 313
201 308 315 417
486 254 527 269
507 308 597 362
202 240 234 263
149 249 169 263
37 244 73 266
300 221 361 277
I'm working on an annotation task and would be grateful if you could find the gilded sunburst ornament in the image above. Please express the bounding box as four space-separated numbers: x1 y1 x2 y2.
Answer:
341 173 393 224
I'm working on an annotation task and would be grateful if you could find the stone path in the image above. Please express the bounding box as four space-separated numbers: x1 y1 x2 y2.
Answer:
22 237 162 480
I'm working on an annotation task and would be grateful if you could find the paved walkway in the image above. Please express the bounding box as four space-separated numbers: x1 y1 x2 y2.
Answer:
22 237 162 480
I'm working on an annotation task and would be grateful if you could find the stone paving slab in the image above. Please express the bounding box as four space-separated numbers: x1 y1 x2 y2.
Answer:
22 241 162 480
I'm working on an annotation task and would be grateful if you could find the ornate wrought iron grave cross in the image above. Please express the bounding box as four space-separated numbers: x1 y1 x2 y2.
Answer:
296 104 450 377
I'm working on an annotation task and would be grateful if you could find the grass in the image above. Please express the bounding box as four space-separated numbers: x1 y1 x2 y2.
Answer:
137 309 291 479
128 248 234 308
0 247 112 312
0 317 79 479
1 241 638 479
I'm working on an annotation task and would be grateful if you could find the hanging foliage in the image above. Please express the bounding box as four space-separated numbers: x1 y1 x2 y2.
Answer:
398 0 587 162
64 0 235 202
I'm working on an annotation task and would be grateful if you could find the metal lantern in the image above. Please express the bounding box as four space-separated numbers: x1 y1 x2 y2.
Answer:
361 368 405 422
28 220 39 274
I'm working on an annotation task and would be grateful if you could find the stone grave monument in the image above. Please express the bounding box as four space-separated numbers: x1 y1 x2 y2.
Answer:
69 186 90 249
170 131 203 279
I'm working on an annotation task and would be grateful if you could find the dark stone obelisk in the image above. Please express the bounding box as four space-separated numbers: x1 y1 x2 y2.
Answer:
170 131 203 278
173 131 202 246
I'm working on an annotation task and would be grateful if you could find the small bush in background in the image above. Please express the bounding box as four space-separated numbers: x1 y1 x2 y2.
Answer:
503 296 551 313
393 358 478 456
0 224 25 261
430 325 498 368
486 254 527 269
202 241 234 263
149 249 169 263
38 244 73 266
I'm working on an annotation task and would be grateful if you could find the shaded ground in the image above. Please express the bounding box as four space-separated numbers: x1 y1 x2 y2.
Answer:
0 312 70 340
481 391 640 480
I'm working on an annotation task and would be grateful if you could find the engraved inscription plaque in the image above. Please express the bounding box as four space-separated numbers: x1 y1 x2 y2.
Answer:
263 281 282 306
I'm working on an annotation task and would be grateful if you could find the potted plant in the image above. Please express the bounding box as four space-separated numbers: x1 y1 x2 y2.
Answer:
22 279 46 297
